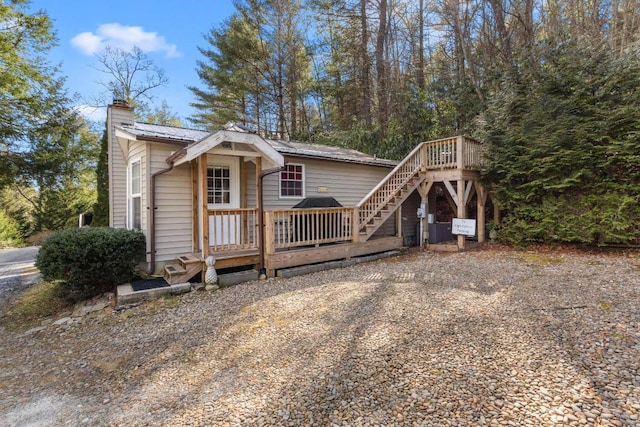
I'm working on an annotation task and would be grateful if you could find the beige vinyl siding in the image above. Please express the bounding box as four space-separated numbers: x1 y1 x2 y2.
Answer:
246 156 404 240
107 106 133 228
261 157 392 209
150 144 192 266
245 161 257 207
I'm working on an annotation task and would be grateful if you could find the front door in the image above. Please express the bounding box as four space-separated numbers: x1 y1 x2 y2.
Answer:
207 155 240 246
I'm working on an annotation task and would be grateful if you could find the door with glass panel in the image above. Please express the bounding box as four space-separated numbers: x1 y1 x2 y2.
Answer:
207 156 239 246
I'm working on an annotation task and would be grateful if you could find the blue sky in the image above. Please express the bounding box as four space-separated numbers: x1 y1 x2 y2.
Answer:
29 0 237 124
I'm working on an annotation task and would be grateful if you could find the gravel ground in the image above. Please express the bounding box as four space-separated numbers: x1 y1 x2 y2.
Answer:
1 248 639 427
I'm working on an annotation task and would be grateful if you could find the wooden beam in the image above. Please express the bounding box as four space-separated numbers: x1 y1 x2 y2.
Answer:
491 193 501 225
240 158 248 245
475 182 488 205
266 236 403 271
191 161 198 253
463 180 474 206
456 136 464 170
476 182 486 243
200 154 209 259
255 157 262 210
443 180 459 207
457 178 466 250
417 180 433 199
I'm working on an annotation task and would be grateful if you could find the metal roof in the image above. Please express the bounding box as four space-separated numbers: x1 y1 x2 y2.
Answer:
267 139 397 167
119 122 397 168
121 123 210 143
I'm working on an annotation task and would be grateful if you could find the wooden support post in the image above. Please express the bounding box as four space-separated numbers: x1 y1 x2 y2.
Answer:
396 205 402 238
255 157 262 210
240 158 248 245
191 161 198 253
264 210 275 277
352 207 360 243
492 194 500 225
457 179 466 250
476 182 487 243
200 155 209 259
456 136 465 170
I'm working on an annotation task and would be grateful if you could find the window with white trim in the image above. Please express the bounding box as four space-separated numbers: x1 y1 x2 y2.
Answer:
279 163 304 198
207 166 231 204
128 158 142 230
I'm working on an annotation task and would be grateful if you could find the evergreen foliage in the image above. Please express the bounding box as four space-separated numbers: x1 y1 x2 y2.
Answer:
93 126 110 227
0 209 23 248
17 117 100 232
0 1 76 187
35 227 146 303
480 42 640 246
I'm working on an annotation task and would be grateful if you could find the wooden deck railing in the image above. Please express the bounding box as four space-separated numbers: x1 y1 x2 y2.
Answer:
208 208 258 251
205 137 484 254
264 207 354 251
356 136 484 232
422 135 485 170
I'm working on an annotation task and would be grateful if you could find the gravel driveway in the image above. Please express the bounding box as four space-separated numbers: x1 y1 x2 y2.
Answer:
0 246 40 315
1 248 639 426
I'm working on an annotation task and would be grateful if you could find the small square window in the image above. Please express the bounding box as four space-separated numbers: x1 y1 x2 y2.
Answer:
280 163 304 198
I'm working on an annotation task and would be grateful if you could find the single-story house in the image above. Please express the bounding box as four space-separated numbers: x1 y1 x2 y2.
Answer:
107 100 491 283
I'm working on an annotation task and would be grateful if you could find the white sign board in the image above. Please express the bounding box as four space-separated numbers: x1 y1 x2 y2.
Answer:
452 218 476 236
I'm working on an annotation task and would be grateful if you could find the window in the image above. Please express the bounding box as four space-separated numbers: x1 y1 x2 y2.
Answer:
128 159 142 230
280 163 304 198
207 166 231 204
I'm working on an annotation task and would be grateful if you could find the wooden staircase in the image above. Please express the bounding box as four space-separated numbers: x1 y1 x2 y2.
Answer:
356 143 427 241
355 135 486 242
163 253 203 285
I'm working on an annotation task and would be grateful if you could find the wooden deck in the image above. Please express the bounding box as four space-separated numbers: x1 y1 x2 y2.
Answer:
197 136 488 276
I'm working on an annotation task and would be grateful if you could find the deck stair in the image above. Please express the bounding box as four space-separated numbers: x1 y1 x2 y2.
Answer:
355 135 485 242
163 253 203 285
356 142 427 241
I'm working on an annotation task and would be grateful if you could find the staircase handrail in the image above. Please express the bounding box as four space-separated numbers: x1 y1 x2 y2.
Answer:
356 142 425 229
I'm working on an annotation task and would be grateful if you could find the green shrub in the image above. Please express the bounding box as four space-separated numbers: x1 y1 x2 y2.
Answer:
0 209 23 248
35 227 146 302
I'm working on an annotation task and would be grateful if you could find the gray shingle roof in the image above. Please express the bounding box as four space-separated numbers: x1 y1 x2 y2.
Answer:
119 122 397 168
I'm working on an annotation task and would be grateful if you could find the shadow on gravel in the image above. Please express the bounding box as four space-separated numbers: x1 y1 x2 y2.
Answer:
3 251 639 426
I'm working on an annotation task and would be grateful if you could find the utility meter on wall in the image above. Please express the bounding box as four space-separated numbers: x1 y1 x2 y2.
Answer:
417 202 427 218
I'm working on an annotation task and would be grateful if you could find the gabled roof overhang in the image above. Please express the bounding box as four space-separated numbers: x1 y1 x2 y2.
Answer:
114 128 138 157
174 130 285 168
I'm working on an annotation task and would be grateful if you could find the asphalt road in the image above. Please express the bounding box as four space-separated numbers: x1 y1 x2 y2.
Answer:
0 246 41 313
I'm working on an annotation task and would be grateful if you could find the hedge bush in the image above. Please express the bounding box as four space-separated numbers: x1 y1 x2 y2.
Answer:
36 227 146 302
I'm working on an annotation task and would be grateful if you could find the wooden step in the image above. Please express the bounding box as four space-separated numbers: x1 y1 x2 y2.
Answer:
164 263 186 276
178 253 201 267
164 254 204 285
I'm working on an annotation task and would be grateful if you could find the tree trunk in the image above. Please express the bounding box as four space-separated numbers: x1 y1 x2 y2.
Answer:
360 0 372 127
375 0 388 137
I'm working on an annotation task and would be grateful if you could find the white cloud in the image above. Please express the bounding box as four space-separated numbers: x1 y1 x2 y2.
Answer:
71 23 181 58
76 105 106 123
